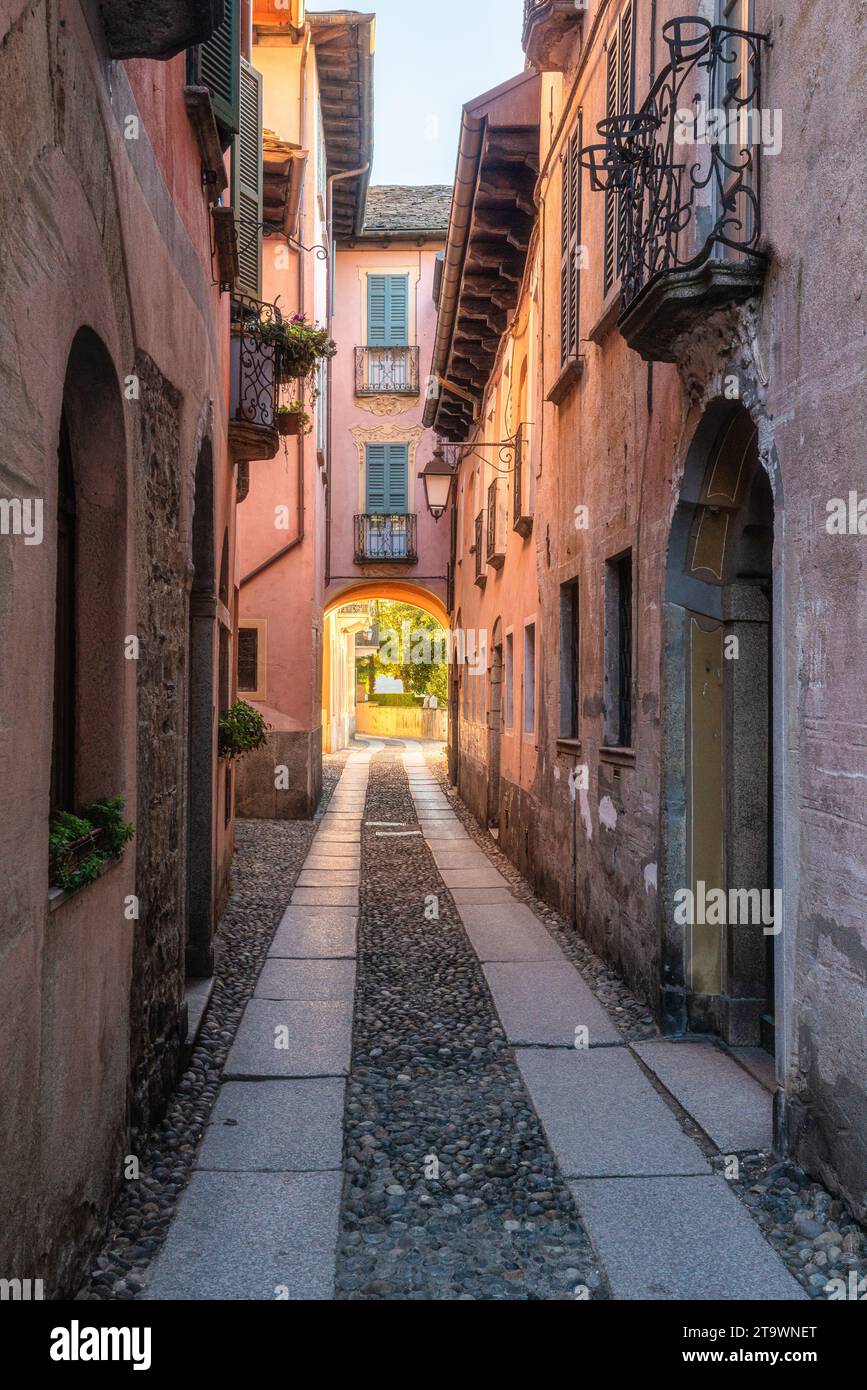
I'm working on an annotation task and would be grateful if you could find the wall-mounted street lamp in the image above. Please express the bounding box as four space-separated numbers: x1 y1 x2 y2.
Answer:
420 444 456 522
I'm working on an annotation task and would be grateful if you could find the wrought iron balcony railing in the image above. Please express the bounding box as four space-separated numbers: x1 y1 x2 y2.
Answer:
580 17 770 331
355 346 421 396
354 514 418 564
229 294 283 460
473 511 486 587
487 478 506 569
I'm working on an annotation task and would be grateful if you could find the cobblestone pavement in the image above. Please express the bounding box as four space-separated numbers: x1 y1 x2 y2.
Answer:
335 744 603 1301
78 737 866 1302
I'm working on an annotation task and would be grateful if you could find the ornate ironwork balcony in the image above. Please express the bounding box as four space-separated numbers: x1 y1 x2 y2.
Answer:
522 0 585 72
580 16 770 361
229 295 283 462
355 346 420 396
473 511 486 587
100 0 224 61
354 514 418 564
486 478 506 570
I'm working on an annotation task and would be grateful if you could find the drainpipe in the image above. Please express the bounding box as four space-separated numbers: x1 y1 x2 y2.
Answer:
325 163 370 587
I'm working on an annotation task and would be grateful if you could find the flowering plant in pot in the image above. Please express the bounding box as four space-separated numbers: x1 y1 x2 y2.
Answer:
277 401 313 437
278 313 337 385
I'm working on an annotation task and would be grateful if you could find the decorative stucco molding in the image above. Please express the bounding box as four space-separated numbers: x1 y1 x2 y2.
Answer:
350 423 427 512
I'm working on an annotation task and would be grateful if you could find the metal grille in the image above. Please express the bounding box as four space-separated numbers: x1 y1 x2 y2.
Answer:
230 294 282 430
354 514 418 564
355 346 420 395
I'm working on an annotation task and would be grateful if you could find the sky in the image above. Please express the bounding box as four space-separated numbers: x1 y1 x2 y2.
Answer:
313 0 527 187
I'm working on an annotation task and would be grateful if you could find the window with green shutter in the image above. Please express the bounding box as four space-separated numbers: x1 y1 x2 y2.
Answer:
365 443 409 514
604 0 636 295
232 58 263 298
367 275 410 347
190 0 241 137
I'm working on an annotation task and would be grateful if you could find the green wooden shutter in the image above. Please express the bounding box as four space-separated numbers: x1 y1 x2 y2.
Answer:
232 58 263 297
385 443 409 513
367 275 409 347
196 0 240 136
365 443 408 512
365 444 387 512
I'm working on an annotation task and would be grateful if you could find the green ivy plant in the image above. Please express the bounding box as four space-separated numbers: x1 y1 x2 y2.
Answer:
219 700 269 760
49 797 135 894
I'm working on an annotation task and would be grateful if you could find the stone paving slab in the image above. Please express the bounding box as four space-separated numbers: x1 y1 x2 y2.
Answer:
225 1000 352 1077
296 869 361 887
428 849 492 869
515 1048 711 1178
569 1176 807 1301
484 961 622 1046
632 1039 774 1152
196 1080 345 1172
450 887 516 905
440 866 509 889
316 831 361 843
254 958 356 1002
142 1171 342 1300
268 910 357 960
291 886 359 907
422 826 472 841
303 850 361 865
459 903 564 961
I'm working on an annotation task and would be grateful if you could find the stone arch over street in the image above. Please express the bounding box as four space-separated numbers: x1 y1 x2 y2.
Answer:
323 582 451 753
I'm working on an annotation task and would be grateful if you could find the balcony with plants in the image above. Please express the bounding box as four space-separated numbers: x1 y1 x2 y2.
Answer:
229 299 335 462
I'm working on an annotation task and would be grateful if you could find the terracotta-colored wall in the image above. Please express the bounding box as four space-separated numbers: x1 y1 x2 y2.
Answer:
327 242 451 612
235 28 328 816
0 0 235 1291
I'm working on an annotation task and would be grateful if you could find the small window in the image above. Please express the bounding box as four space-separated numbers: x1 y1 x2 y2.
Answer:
237 620 266 701
504 631 515 729
605 551 633 748
559 579 580 739
237 626 259 693
523 622 536 735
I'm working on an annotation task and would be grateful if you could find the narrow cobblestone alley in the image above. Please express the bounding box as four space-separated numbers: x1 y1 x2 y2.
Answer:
103 737 861 1303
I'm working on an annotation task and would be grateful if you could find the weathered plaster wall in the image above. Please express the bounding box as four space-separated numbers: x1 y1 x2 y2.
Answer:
0 1 234 1290
450 0 867 1215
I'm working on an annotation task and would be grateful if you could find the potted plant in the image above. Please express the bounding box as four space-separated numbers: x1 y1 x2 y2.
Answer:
277 402 313 437
49 797 135 894
218 699 269 760
278 313 337 386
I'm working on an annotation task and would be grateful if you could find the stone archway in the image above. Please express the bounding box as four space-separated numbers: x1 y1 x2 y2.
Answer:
660 401 776 1050
323 582 450 754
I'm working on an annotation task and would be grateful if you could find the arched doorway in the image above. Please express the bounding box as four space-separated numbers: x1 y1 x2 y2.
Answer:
661 401 776 1051
487 619 503 830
